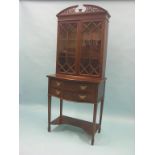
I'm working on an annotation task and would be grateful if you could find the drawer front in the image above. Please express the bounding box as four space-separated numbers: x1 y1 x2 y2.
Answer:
77 93 94 102
50 88 62 98
63 91 96 103
48 77 98 102
63 81 97 93
50 79 63 89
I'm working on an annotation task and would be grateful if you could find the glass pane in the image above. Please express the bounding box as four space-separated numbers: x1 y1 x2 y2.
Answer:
80 21 102 76
57 22 77 74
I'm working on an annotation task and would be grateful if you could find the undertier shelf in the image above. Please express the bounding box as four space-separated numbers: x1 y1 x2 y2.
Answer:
50 115 100 135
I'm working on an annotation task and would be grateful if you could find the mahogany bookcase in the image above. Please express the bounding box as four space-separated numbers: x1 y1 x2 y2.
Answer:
47 4 110 145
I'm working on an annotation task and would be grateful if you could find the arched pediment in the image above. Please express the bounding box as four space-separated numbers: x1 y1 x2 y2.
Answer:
57 4 110 18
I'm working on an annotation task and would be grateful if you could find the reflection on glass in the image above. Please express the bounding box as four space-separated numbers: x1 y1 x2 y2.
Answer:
57 23 77 74
80 21 102 76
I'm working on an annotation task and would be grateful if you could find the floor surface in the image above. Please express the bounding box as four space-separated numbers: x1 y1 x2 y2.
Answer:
19 103 134 155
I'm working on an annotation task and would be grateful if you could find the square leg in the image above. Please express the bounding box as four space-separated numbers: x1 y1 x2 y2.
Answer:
91 103 98 145
48 95 51 132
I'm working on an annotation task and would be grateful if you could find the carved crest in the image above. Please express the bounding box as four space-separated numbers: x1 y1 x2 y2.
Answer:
57 4 110 17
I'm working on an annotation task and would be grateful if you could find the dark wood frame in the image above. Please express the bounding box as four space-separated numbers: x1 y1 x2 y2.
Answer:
47 4 110 145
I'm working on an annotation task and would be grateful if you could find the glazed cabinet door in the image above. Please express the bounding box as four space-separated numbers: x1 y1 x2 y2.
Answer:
56 21 78 75
79 20 103 77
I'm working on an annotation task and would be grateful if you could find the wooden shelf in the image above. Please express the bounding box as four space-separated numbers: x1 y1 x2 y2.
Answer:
51 115 100 135
59 55 75 58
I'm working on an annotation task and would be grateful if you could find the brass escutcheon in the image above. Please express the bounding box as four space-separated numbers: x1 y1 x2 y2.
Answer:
79 95 87 100
56 90 60 95
56 81 61 86
80 85 88 90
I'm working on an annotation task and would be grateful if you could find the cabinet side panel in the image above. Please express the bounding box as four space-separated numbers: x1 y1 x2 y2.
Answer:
102 19 109 78
56 21 60 74
97 80 105 102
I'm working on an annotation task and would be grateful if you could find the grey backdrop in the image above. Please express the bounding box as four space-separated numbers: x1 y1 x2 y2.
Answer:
19 1 135 154
19 1 135 118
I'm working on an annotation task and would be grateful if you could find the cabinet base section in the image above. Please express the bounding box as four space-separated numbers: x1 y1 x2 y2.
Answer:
50 115 99 135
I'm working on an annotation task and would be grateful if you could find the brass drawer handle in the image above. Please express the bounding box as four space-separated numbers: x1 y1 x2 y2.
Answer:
79 95 87 100
80 85 88 90
56 90 60 95
56 81 61 86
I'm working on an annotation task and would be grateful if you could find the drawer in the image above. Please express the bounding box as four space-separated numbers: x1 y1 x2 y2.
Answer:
63 81 97 93
63 91 96 103
50 88 62 97
50 79 63 89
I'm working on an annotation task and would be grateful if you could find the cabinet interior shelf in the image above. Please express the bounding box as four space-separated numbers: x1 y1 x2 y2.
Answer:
60 39 77 41
59 56 99 60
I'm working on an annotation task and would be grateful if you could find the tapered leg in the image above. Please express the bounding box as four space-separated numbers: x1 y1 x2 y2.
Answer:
60 99 63 117
91 103 98 145
98 81 106 133
48 95 51 132
98 97 104 133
